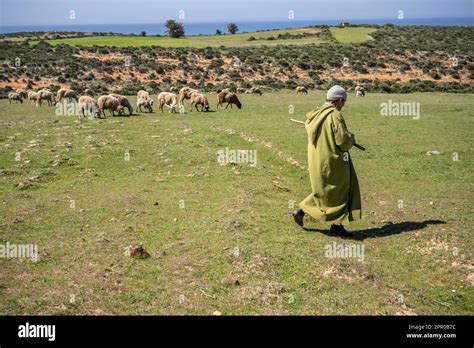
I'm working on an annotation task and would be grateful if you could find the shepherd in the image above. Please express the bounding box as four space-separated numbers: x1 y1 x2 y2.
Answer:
292 85 361 236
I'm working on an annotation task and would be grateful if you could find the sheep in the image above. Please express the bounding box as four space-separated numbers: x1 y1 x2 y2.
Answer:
189 92 210 112
244 90 252 94
84 88 94 97
137 97 154 113
157 92 177 113
39 90 56 106
216 89 231 108
236 87 246 94
109 94 133 115
169 86 179 93
178 87 199 110
28 91 42 106
78 95 100 118
15 88 28 99
8 92 23 104
296 86 308 94
250 87 262 95
355 85 366 97
97 95 124 117
137 90 150 100
57 88 79 102
217 92 242 109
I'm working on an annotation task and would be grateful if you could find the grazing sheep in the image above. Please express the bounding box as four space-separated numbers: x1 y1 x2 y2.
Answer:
28 91 42 106
158 92 177 113
39 90 56 106
57 88 78 102
189 92 210 112
97 95 124 117
236 87 246 94
78 95 100 118
178 87 199 110
355 85 365 97
84 88 94 97
57 88 66 101
15 88 28 99
137 97 154 113
8 92 23 104
109 94 133 115
296 86 308 94
137 90 150 100
169 86 179 93
250 87 262 95
217 92 242 109
244 90 252 94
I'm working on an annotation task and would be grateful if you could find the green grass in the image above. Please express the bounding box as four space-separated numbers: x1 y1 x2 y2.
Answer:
43 27 375 47
0 91 472 315
329 27 377 43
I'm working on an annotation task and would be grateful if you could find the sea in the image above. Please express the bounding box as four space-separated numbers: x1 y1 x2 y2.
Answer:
1 18 472 35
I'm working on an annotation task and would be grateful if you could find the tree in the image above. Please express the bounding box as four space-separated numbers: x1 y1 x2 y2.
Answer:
227 23 238 35
215 29 222 35
165 20 185 38
140 31 146 37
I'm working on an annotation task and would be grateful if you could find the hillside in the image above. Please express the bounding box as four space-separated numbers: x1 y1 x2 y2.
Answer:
0 25 472 96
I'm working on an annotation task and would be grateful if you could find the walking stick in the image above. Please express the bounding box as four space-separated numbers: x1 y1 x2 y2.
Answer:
290 119 366 151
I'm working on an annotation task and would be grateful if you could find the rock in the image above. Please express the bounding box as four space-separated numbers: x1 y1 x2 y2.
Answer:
212 311 222 316
426 151 441 155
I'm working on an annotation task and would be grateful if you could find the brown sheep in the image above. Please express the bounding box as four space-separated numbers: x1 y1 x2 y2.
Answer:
84 88 94 97
15 88 28 99
157 92 177 113
79 96 100 118
189 92 210 112
109 94 133 115
97 95 124 117
296 86 308 94
8 92 23 104
236 87 246 93
178 87 199 110
217 92 242 109
39 90 56 106
250 87 262 95
57 89 78 102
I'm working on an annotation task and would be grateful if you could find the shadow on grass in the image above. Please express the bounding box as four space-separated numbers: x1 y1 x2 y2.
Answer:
303 220 447 240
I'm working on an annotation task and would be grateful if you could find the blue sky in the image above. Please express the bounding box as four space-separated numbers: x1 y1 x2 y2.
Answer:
1 0 473 26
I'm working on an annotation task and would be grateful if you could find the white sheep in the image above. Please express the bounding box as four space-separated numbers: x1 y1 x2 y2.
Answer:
137 96 154 113
79 95 100 118
8 92 23 104
158 92 177 113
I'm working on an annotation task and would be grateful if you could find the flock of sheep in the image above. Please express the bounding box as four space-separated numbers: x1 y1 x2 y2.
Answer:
7 84 365 118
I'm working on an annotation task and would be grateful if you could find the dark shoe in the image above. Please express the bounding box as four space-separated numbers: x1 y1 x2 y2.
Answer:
292 209 305 227
329 224 354 237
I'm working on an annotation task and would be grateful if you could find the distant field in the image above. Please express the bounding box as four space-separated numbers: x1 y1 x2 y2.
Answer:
43 26 376 47
329 27 377 43
0 91 472 315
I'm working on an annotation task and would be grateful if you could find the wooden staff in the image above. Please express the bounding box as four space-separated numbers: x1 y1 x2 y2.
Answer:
290 119 366 151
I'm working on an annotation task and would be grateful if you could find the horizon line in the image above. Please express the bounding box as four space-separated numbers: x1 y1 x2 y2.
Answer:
2 16 472 28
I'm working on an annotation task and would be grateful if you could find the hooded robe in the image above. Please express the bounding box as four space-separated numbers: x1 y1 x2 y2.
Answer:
299 103 361 222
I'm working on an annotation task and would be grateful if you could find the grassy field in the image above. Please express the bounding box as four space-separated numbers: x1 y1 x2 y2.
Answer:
43 27 375 47
0 91 472 315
